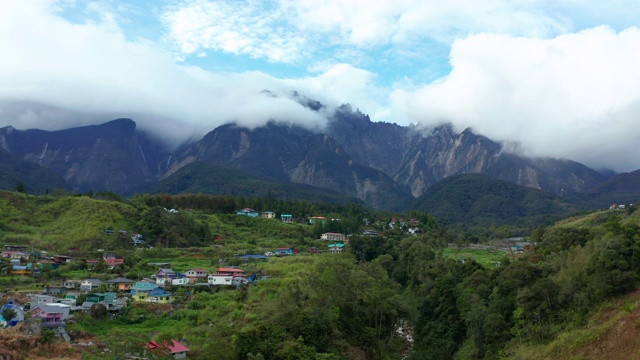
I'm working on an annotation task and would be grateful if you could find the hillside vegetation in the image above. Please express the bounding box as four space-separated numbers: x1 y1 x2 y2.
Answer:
413 173 577 228
2 190 640 359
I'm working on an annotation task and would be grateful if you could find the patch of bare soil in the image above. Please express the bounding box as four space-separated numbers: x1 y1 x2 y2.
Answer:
573 290 640 360
0 324 81 359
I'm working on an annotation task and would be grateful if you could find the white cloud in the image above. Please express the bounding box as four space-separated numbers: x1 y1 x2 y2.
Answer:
0 1 341 146
161 0 307 63
399 26 640 171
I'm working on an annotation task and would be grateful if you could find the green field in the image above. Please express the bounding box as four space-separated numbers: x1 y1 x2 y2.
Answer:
443 247 509 268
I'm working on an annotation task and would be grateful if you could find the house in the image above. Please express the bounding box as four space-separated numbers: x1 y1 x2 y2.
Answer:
29 294 57 310
130 281 157 302
31 303 71 328
328 243 345 254
80 279 104 292
216 267 246 276
320 232 345 242
1 250 27 259
281 214 293 223
275 247 297 256
147 339 190 359
0 301 26 327
4 244 28 252
237 254 268 261
131 282 172 303
207 274 234 286
157 277 189 287
11 264 32 275
149 287 173 303
236 208 259 217
308 216 327 225
156 268 177 280
63 279 81 290
104 258 125 269
44 285 66 296
232 276 249 287
261 211 275 219
105 277 136 292
53 255 72 264
184 268 209 284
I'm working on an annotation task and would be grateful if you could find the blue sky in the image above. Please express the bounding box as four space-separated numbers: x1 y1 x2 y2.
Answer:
1 0 640 171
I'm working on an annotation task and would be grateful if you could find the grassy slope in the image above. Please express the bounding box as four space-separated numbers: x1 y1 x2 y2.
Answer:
506 291 640 360
505 207 640 359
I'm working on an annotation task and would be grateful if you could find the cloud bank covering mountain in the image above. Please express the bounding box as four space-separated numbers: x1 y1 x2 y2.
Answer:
0 1 639 171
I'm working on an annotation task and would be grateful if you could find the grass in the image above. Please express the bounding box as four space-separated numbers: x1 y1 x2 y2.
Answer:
443 247 508 268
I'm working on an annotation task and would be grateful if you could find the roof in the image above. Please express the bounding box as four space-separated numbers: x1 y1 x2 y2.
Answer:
186 268 209 273
131 281 158 290
105 277 135 284
83 278 103 284
238 254 268 260
217 267 245 273
328 243 346 248
275 247 293 251
158 268 175 274
147 339 190 354
105 258 124 266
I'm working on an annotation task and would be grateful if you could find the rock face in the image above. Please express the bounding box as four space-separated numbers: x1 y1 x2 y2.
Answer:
168 121 413 211
0 106 615 210
326 105 608 198
0 119 168 193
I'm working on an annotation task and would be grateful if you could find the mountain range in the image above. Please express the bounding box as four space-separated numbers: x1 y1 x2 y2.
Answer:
0 104 637 212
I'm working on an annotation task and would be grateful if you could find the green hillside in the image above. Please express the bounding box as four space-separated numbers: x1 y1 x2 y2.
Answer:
151 161 365 205
412 173 577 227
0 148 70 194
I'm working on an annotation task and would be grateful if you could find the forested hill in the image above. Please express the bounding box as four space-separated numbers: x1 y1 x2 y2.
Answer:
412 173 577 227
150 161 365 206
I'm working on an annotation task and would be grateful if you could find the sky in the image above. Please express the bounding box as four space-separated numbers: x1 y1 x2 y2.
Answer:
1 0 639 172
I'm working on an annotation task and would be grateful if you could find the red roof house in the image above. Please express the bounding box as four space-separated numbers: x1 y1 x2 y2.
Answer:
147 339 190 359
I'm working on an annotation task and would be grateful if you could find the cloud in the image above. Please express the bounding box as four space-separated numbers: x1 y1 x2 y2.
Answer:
398 26 640 172
0 1 350 146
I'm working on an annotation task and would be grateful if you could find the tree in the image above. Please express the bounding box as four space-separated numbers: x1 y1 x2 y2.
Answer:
14 181 26 193
1 307 17 322
90 303 108 319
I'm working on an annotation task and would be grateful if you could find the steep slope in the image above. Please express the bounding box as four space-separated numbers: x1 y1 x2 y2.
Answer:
152 161 365 205
0 119 169 193
167 121 413 211
326 105 608 198
412 173 576 226
0 148 70 193
568 169 640 209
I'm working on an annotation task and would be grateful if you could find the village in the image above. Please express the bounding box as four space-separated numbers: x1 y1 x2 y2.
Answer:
0 208 408 358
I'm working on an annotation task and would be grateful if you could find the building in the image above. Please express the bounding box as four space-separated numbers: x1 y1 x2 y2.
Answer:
207 274 234 286
131 281 173 303
63 279 81 290
320 232 345 242
281 214 293 223
236 208 259 217
309 216 327 225
52 255 73 264
275 247 296 256
1 250 27 259
328 243 345 254
31 303 71 328
146 339 190 359
80 279 104 292
184 268 209 284
44 285 66 296
4 245 28 252
261 211 275 219
216 267 246 276
105 277 136 292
